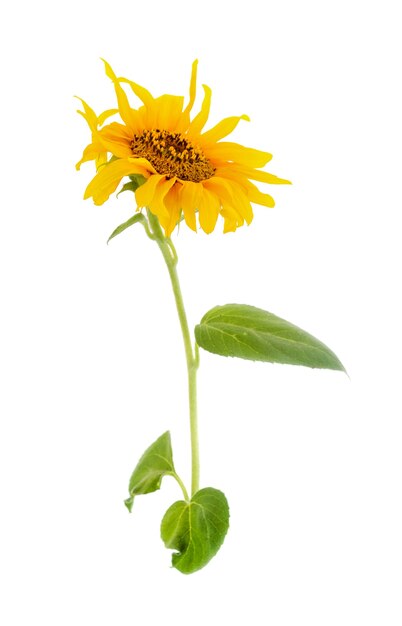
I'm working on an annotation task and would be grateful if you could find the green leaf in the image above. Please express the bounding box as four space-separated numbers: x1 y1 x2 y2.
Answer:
124 496 134 513
195 303 345 371
116 181 138 197
161 487 229 574
126 431 175 510
107 213 145 244
128 174 147 188
116 174 146 198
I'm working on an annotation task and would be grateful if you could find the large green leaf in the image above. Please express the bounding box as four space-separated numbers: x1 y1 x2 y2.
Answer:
124 431 175 512
161 487 229 574
195 304 345 371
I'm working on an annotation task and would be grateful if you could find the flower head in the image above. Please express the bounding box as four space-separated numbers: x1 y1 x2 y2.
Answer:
77 60 290 235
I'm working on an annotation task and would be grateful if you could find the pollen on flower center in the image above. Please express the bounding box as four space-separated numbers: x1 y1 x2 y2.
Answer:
131 129 215 182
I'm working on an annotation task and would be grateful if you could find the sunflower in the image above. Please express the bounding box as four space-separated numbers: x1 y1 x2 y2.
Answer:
76 60 290 236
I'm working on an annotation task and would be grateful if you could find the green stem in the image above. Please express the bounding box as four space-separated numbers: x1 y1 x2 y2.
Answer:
146 210 200 496
168 471 190 502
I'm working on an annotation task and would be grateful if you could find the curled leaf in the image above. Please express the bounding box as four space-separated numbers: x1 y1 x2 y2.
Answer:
161 487 229 574
125 431 175 511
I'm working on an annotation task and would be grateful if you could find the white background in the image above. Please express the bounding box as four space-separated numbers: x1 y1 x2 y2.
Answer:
1 0 401 624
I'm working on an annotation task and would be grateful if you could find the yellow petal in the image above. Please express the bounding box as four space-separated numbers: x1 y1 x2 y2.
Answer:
76 136 107 170
204 176 253 224
188 85 212 136
204 142 272 168
163 183 183 236
198 187 220 234
118 77 154 108
201 114 250 143
230 183 254 224
75 97 98 131
95 153 108 170
223 216 238 233
153 95 185 130
98 108 118 125
135 174 165 208
203 176 236 206
102 59 141 132
183 59 198 117
221 204 244 232
180 182 203 231
76 143 101 170
220 178 253 224
175 111 191 134
214 167 253 192
174 60 198 134
97 123 133 157
247 182 275 208
116 62 193 135
84 158 151 205
231 165 291 185
149 177 177 219
128 157 158 174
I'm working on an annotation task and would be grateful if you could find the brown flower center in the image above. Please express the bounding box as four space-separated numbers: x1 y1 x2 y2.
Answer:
131 129 215 182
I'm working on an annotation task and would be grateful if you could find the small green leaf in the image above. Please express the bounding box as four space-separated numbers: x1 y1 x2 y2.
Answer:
195 303 345 371
107 213 145 244
124 496 134 513
115 174 147 197
126 431 175 509
129 174 147 188
116 181 138 197
161 487 229 574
